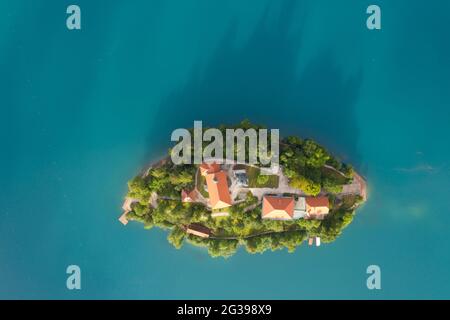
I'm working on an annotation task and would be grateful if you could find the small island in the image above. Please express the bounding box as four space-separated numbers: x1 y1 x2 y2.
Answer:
119 121 367 258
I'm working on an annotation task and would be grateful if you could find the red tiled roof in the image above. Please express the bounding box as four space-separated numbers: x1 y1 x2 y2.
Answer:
305 196 329 215
199 162 221 176
262 196 295 219
305 196 329 208
205 171 232 209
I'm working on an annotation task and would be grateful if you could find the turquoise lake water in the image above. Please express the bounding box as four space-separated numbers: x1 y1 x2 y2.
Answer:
1 0 449 299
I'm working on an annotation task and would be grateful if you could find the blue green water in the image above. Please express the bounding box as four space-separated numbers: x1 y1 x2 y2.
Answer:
1 0 449 299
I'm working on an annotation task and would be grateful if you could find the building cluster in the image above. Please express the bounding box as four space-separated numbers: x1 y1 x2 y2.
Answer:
120 161 332 246
262 195 329 220
181 162 330 222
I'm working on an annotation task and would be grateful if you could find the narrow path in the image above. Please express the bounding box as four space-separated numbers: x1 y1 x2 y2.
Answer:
352 171 368 201
149 192 158 208
209 227 305 240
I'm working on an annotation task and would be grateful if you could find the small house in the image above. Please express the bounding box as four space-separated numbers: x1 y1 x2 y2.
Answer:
181 189 199 203
186 224 211 238
305 196 330 219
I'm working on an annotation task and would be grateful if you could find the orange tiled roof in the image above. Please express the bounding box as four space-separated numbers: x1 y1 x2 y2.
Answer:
305 196 329 215
199 162 221 176
205 171 232 209
262 196 295 219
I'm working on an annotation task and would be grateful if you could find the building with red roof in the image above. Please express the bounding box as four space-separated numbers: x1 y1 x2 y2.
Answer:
205 171 232 210
262 195 295 220
199 162 221 176
305 196 330 219
181 189 199 203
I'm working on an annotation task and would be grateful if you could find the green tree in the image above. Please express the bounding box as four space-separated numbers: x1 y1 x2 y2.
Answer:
168 226 186 249
207 239 239 258
170 170 193 186
302 140 330 168
127 176 151 202
289 175 321 196
133 203 150 217
322 178 343 194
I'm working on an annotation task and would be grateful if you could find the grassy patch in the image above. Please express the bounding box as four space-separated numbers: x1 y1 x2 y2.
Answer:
321 166 350 185
247 166 279 188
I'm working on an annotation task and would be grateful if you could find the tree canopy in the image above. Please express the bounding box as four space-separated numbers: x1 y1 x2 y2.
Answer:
280 137 353 196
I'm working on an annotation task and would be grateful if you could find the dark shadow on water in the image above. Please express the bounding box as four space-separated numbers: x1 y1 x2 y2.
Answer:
149 0 364 168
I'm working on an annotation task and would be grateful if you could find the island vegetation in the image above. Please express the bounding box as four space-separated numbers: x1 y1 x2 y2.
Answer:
123 120 366 258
